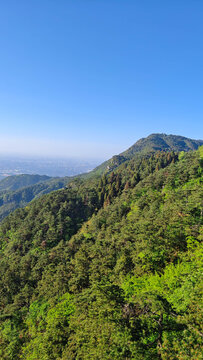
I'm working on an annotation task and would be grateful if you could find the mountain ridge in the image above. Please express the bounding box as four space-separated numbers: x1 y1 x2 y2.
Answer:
0 133 202 222
0 174 51 192
90 133 203 175
121 133 203 157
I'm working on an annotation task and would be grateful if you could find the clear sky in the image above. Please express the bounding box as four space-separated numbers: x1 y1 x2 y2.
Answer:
0 0 202 159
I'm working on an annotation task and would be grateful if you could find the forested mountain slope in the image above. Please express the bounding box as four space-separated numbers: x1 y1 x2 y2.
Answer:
0 133 202 222
88 133 203 176
121 133 203 157
0 146 202 359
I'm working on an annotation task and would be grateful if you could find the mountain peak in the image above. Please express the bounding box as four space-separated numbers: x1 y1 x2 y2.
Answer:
121 133 203 158
89 133 203 177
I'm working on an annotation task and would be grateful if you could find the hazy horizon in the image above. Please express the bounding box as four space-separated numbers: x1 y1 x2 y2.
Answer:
0 134 128 160
0 131 203 161
0 156 103 179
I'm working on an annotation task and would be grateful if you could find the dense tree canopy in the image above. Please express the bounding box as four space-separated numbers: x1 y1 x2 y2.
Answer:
0 146 202 359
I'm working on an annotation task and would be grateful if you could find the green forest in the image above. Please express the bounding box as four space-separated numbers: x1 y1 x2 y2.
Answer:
0 133 202 223
0 136 202 359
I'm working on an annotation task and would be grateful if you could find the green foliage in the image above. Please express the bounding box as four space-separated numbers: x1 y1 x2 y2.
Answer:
122 243 203 359
0 174 51 192
0 176 71 222
198 145 203 159
0 146 202 359
0 318 23 360
21 294 74 360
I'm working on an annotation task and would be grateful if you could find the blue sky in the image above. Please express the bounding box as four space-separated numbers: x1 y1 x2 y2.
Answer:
0 0 202 159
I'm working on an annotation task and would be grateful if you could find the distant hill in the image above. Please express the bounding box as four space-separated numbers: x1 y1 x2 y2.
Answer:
121 133 203 157
90 133 203 176
0 174 50 192
0 176 71 221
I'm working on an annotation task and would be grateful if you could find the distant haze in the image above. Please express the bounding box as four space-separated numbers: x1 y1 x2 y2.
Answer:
0 155 102 179
0 135 125 160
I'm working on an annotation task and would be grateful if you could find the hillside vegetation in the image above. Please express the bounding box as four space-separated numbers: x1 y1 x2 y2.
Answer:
0 174 51 192
0 142 202 359
0 176 72 222
0 134 202 222
91 133 203 176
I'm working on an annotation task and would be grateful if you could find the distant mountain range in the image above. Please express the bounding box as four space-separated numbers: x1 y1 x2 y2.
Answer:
0 133 202 221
